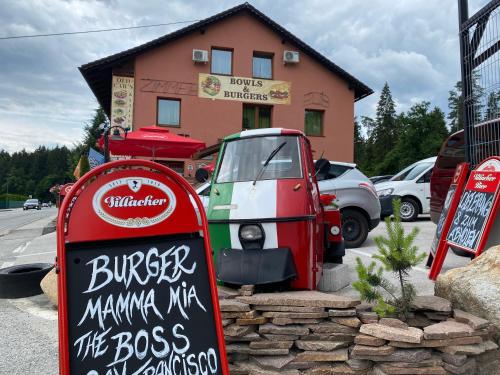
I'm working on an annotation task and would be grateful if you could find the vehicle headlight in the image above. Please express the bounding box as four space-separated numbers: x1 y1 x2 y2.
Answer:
330 226 340 236
240 224 263 241
377 188 394 197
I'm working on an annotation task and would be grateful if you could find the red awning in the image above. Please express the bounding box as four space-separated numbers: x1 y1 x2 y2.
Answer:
98 126 206 159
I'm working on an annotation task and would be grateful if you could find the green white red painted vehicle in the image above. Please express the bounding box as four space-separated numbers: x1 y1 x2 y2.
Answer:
206 128 345 290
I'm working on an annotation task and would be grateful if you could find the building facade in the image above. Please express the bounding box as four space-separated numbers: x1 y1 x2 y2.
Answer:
80 3 372 176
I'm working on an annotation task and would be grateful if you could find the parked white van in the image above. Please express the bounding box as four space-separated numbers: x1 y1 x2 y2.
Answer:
376 156 437 221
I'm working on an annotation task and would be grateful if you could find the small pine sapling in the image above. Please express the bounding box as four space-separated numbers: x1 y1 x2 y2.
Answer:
352 199 427 320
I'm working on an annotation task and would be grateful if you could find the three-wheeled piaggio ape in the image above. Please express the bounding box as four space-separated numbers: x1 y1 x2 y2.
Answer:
207 128 344 290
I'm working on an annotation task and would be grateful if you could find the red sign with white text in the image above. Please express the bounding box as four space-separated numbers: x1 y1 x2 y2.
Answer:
57 160 228 375
430 157 500 280
92 177 177 228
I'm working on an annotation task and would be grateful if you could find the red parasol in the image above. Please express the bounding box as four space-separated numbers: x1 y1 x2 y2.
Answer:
97 126 206 159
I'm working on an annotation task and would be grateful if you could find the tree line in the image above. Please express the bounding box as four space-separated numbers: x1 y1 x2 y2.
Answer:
0 108 106 203
354 80 499 176
1 80 497 202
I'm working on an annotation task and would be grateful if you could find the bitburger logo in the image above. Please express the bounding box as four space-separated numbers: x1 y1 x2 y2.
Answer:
92 177 176 228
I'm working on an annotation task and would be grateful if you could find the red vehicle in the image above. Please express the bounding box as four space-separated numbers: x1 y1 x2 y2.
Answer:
207 128 344 290
431 123 500 223
430 131 465 224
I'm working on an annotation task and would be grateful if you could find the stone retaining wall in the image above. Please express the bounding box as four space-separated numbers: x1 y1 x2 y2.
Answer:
218 287 499 375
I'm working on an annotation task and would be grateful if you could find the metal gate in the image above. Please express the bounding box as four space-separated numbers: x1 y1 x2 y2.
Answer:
459 0 500 167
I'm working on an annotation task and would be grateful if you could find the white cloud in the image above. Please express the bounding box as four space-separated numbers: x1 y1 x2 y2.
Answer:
0 0 494 152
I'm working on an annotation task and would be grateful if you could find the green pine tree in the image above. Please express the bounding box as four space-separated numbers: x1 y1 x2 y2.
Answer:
485 91 500 121
353 199 427 320
447 81 463 133
362 83 401 175
353 117 365 167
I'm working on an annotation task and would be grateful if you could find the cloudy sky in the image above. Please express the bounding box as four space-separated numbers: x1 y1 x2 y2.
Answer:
0 0 488 153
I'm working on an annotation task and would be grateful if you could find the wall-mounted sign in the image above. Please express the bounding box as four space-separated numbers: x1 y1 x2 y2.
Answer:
140 79 198 96
111 76 134 131
198 73 291 105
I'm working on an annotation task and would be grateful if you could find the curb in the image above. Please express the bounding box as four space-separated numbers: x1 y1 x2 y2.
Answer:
41 219 57 236
0 217 57 238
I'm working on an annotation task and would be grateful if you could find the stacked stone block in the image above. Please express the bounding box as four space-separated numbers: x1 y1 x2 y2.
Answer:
217 289 499 374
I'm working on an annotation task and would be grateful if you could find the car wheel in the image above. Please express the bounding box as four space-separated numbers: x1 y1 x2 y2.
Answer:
341 209 369 248
0 263 54 299
400 198 419 222
326 256 343 264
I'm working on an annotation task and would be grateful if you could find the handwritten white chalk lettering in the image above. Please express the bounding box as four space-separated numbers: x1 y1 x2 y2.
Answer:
456 191 493 217
78 289 164 330
73 240 219 375
74 327 111 361
168 281 207 320
85 246 196 293
447 190 495 249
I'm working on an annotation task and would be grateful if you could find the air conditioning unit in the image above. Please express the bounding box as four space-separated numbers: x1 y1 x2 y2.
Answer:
283 50 300 64
192 49 209 63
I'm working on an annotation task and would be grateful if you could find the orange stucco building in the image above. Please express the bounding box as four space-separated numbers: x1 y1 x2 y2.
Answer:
80 3 372 176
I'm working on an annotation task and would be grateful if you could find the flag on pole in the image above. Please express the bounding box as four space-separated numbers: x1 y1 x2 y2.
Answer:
88 148 105 170
73 156 82 179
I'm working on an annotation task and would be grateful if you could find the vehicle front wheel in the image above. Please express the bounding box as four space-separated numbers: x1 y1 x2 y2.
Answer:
341 209 369 248
400 198 419 222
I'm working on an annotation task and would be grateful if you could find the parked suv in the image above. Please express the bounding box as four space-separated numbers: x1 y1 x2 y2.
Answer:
23 199 41 210
316 161 381 248
376 157 436 221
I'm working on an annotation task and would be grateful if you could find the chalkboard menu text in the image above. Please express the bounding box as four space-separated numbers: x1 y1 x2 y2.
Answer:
446 169 499 253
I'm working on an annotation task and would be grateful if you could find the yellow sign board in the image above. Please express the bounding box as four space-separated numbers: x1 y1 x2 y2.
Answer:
198 73 291 105
110 76 134 130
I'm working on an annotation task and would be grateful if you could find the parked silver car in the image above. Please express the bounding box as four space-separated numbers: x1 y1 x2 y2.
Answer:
316 161 381 248
197 161 381 248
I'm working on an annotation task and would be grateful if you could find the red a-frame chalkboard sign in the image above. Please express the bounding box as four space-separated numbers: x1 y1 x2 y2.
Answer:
429 156 500 280
56 160 229 375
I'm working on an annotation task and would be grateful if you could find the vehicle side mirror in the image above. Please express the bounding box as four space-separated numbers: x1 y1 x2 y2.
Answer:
314 159 330 181
195 168 210 183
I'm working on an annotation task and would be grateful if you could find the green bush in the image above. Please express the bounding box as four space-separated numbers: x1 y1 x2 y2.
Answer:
352 199 427 320
0 193 29 201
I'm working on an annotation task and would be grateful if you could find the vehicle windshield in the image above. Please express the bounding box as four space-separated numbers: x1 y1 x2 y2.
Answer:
216 135 302 183
390 161 434 181
26 199 38 204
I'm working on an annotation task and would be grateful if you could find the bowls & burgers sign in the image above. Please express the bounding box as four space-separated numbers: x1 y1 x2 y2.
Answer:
198 73 291 105
92 177 176 228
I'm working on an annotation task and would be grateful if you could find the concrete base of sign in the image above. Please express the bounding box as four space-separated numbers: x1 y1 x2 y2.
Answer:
317 263 350 292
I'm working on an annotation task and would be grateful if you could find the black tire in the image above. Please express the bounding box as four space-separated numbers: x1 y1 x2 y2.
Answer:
327 256 343 264
0 263 54 299
341 209 369 248
400 197 419 222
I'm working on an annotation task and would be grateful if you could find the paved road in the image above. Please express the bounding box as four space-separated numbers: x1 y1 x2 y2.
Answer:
0 208 59 373
0 207 56 235
0 207 57 267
